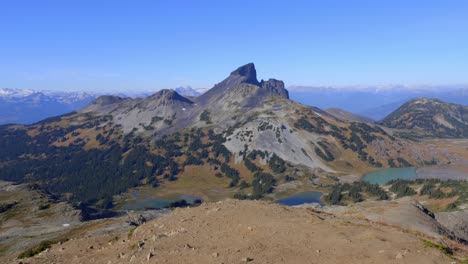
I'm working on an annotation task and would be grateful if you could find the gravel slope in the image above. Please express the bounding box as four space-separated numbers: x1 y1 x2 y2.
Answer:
14 200 458 264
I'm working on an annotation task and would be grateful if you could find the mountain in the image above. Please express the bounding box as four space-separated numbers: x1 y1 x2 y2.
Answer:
288 86 468 121
2 64 468 262
0 88 97 124
380 98 468 138
174 86 201 97
325 108 374 123
0 64 463 206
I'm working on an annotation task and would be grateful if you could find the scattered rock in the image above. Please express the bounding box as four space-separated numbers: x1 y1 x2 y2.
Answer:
184 244 193 249
242 257 253 262
396 253 404 259
212 252 219 258
138 241 145 249
147 252 154 261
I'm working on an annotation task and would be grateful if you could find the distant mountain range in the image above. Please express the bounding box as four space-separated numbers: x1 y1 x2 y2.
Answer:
0 88 97 124
288 86 468 121
0 87 211 125
1 63 463 206
174 86 202 97
3 83 466 125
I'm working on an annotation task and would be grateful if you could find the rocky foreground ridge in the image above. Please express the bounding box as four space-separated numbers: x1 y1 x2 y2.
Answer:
8 199 467 264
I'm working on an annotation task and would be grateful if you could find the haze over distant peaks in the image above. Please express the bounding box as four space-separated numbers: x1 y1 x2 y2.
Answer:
0 88 96 124
173 86 201 97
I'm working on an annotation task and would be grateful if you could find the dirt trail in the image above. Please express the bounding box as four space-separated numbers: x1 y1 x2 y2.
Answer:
12 200 460 264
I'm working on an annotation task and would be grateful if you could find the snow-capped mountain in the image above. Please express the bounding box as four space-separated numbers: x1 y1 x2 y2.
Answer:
0 88 36 98
0 88 97 124
174 86 202 97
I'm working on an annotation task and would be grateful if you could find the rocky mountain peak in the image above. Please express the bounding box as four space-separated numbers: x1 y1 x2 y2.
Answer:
148 89 193 105
409 97 443 105
90 95 125 106
196 63 289 106
260 79 289 99
229 63 259 85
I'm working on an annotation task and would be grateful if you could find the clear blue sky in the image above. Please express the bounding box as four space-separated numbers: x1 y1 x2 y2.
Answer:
1 0 467 92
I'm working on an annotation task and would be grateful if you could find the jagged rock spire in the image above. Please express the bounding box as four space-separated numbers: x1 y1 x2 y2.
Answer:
229 63 259 85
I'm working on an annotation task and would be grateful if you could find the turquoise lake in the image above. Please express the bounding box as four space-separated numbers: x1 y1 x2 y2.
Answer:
276 191 324 206
121 194 201 211
362 167 417 185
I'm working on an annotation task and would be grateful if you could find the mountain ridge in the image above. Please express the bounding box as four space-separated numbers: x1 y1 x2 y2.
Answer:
380 97 468 138
0 64 464 206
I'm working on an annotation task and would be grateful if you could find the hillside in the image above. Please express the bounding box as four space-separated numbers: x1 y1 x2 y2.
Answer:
0 64 464 208
325 108 374 123
6 199 465 264
380 98 468 138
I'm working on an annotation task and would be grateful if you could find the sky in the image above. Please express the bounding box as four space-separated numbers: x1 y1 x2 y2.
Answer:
1 0 467 92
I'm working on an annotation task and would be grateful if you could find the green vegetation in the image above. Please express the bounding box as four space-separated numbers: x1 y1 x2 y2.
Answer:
0 201 17 213
380 98 468 138
325 181 388 205
184 154 204 166
293 116 315 132
18 239 66 259
388 180 417 198
387 178 468 206
268 154 286 173
151 116 164 124
0 120 235 207
258 121 273 131
422 239 453 257
314 141 335 161
244 158 262 173
252 172 275 199
416 178 468 209
127 226 138 238
38 203 51 210
200 110 212 124
396 157 412 167
220 163 240 187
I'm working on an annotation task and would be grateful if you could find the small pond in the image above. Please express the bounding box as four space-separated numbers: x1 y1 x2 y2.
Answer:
276 191 324 206
362 167 417 185
121 194 202 211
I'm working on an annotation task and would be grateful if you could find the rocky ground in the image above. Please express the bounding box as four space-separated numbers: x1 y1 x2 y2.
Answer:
0 181 129 259
8 199 467 264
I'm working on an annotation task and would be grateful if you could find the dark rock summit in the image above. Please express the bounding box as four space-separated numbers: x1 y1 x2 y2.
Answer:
229 62 259 86
196 63 289 107
260 79 289 99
